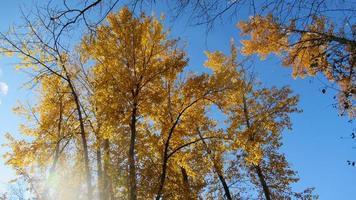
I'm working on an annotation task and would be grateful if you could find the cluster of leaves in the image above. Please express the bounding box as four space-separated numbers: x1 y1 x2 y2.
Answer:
238 14 355 118
1 7 319 200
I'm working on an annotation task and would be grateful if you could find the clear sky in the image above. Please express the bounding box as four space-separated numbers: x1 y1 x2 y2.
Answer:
0 1 355 199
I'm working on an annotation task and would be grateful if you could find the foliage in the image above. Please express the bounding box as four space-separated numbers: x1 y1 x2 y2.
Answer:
1 6 319 200
238 14 355 118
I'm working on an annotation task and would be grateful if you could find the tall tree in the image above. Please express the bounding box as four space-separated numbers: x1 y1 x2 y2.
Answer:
81 7 187 199
205 42 318 199
1 6 320 200
4 74 85 200
0 8 96 198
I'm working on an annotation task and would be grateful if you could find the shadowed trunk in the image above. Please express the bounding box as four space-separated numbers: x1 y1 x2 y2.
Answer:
254 165 272 200
181 167 195 199
242 95 272 200
156 98 203 200
66 75 92 200
45 96 64 200
129 103 138 200
103 139 111 200
181 167 191 193
97 146 103 200
197 130 232 200
156 139 169 200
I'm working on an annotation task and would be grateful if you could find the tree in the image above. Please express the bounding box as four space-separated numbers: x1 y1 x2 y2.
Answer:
0 7 96 198
238 14 355 118
204 42 318 199
80 7 188 199
4 73 89 200
2 5 319 200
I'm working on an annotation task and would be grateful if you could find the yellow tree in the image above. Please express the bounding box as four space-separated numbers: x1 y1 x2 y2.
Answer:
81 7 187 199
4 74 86 199
0 13 95 199
198 42 246 200
238 14 355 117
155 40 250 200
230 82 319 199
148 41 247 199
150 71 234 199
204 42 318 199
1 5 321 199
82 9 246 199
229 85 303 200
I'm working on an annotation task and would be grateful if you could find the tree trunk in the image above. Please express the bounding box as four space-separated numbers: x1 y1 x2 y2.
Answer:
197 130 232 200
181 167 193 200
156 157 167 200
76 99 93 200
67 78 92 200
129 105 138 200
217 173 233 200
45 97 64 200
254 165 272 200
50 96 63 174
103 139 111 200
156 123 176 199
97 146 103 200
242 95 272 200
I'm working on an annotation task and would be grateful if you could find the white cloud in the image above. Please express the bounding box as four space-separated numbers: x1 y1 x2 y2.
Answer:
0 82 8 95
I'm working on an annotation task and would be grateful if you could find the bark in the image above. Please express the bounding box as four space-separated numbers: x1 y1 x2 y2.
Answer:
155 118 179 200
181 167 193 200
67 78 93 200
156 155 168 200
155 99 201 200
50 145 60 174
44 97 64 200
217 173 233 200
181 167 190 192
242 95 272 200
97 147 103 200
103 139 111 200
254 165 272 200
76 97 93 200
129 104 138 200
197 130 232 200
50 95 64 174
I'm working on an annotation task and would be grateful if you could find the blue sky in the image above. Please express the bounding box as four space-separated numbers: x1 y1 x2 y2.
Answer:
0 1 355 199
